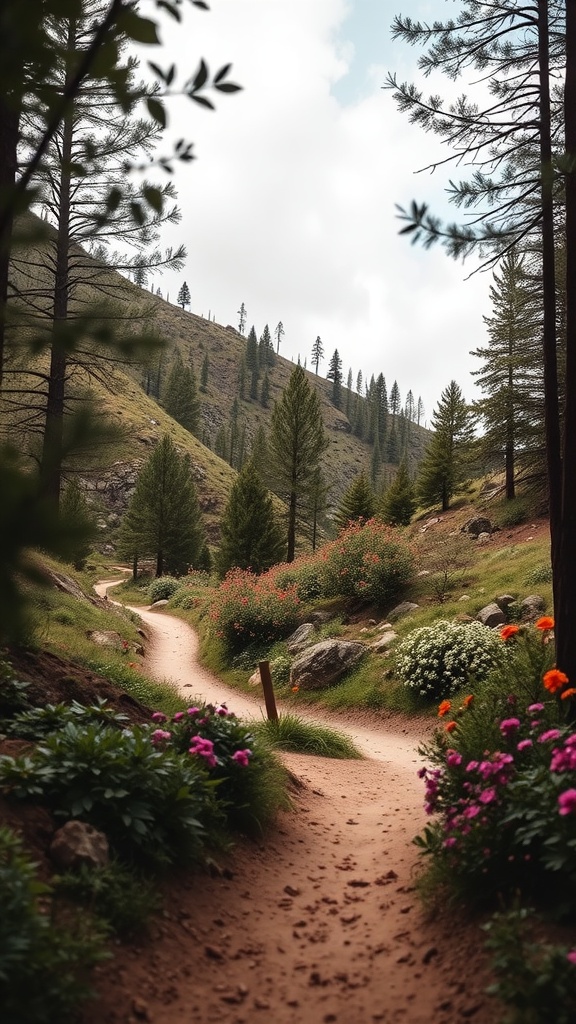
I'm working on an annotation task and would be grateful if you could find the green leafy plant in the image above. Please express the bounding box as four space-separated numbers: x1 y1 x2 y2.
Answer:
56 860 159 937
319 518 414 605
148 576 181 603
0 826 107 1024
5 697 129 740
396 619 508 701
0 659 31 718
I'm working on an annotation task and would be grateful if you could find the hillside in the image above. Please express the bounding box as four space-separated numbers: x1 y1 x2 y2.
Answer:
3 217 431 548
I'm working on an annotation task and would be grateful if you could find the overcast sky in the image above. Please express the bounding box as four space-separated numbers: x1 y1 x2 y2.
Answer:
151 0 492 424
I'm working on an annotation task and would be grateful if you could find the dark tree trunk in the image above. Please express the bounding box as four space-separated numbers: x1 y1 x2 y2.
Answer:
556 0 576 683
0 95 20 395
505 357 515 500
287 489 297 563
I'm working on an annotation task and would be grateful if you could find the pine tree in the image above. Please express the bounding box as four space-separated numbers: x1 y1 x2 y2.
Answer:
417 397 425 426
118 435 205 577
379 461 416 526
60 478 95 569
371 435 381 486
177 281 191 309
238 302 247 335
162 353 200 436
269 365 328 561
260 372 270 408
200 353 209 393
215 460 285 576
386 425 400 465
417 381 475 511
311 336 324 375
251 425 269 476
259 324 274 367
274 321 285 354
335 473 375 531
250 368 259 401
245 326 259 375
327 349 343 409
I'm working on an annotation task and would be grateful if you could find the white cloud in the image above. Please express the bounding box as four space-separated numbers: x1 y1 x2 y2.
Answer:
151 0 492 418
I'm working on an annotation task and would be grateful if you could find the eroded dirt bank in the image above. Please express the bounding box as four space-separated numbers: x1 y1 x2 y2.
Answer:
84 584 497 1024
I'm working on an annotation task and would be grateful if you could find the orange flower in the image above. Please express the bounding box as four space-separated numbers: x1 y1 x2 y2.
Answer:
438 700 452 718
500 625 520 640
543 668 570 694
463 694 474 708
291 685 300 693
561 688 576 701
535 616 555 631
445 721 457 733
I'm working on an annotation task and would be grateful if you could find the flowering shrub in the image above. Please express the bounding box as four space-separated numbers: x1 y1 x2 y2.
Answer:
319 518 414 605
208 568 300 653
396 620 509 701
148 576 180 603
273 557 322 602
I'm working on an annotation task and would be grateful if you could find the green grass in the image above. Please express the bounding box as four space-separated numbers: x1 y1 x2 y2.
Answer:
255 714 363 759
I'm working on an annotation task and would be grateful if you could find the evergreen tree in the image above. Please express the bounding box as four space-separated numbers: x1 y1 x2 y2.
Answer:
60 478 95 569
118 435 205 577
335 473 375 531
269 365 327 561
238 302 247 335
260 371 270 408
417 397 425 426
177 281 191 309
200 353 209 393
162 353 200 436
376 373 388 449
356 370 363 395
371 435 381 486
274 321 285 354
245 326 259 375
250 368 259 401
405 390 415 422
417 381 475 511
305 467 330 552
311 335 324 375
345 367 353 418
259 324 275 367
251 425 269 476
386 424 400 465
327 349 343 409
389 381 401 420
215 460 285 576
379 461 416 526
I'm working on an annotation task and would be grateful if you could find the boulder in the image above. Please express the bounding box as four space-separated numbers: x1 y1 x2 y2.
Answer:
87 629 125 650
290 640 366 691
370 631 398 652
496 594 516 610
387 601 419 623
47 569 92 604
49 820 109 870
248 670 261 687
308 610 333 625
286 623 316 655
476 602 506 628
461 517 494 538
377 622 394 631
521 594 546 620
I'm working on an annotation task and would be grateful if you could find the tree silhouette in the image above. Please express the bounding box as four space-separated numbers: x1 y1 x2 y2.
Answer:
177 281 191 309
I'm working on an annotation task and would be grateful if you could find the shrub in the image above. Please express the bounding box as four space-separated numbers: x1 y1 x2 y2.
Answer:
208 568 300 654
319 518 414 606
5 698 129 740
396 619 509 701
148 576 180 603
525 563 553 586
0 723 218 865
0 826 106 1024
273 558 323 602
495 495 531 528
56 861 159 937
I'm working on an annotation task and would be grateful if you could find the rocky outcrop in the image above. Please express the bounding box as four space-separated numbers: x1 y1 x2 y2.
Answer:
370 631 397 653
286 623 317 655
50 820 109 870
87 630 126 650
521 594 546 619
290 640 366 691
461 517 494 538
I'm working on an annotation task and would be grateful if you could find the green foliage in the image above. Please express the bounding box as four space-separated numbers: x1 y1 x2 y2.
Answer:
208 567 300 653
162 354 201 436
319 518 414 606
255 714 362 759
215 459 285 576
56 861 159 938
0 827 107 1024
495 495 532 528
0 659 31 718
273 557 323 601
417 381 475 511
483 908 576 1024
0 723 217 865
59 480 95 569
378 461 416 526
525 563 553 586
396 619 509 701
4 698 128 741
335 473 375 529
148 575 181 603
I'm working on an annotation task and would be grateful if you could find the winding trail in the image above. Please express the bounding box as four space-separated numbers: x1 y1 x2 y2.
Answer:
86 581 496 1024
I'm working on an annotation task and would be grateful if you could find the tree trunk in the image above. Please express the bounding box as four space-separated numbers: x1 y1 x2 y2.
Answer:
39 18 76 507
556 0 576 683
505 356 515 500
287 489 297 562
0 95 19 396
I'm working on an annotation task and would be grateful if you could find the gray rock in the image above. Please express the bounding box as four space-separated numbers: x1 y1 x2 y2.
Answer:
87 629 125 650
521 594 546 619
377 621 394 631
496 594 516 609
476 602 506 628
50 821 109 870
151 599 169 607
370 631 398 652
290 640 367 691
458 595 470 602
461 517 493 538
477 532 491 545
387 601 419 623
286 623 316 655
48 569 92 604
308 610 333 625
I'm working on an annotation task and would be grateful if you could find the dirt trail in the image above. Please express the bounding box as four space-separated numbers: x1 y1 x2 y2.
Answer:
86 582 496 1024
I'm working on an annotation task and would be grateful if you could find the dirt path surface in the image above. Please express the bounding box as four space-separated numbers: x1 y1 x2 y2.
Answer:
85 583 497 1024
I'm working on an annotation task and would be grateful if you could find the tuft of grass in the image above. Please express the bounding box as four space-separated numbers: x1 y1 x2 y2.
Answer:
255 714 363 759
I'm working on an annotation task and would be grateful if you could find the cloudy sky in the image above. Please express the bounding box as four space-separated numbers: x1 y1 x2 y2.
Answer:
151 0 492 424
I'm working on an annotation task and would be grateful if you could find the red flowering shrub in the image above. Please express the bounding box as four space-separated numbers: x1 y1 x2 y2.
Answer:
209 568 300 653
319 518 414 606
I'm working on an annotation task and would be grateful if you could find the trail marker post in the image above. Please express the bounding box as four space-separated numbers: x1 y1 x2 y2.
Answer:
258 660 278 721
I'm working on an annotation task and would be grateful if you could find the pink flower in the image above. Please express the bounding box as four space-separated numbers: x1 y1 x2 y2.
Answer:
517 739 533 752
478 787 497 805
446 750 463 768
528 703 545 713
559 789 576 816
186 707 200 717
500 718 521 737
231 748 253 768
466 760 479 772
538 729 562 744
463 804 481 819
151 729 172 744
567 950 576 965
443 837 457 849
173 712 185 721
151 711 167 723
189 735 217 769
215 705 230 717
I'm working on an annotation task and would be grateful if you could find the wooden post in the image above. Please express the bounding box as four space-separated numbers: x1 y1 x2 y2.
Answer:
258 660 278 721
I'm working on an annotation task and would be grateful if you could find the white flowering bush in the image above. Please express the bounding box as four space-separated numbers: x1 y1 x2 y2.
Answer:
396 620 509 701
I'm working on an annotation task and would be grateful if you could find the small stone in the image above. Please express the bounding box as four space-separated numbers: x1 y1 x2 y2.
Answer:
204 944 225 960
254 998 270 1010
131 997 151 1021
284 884 300 897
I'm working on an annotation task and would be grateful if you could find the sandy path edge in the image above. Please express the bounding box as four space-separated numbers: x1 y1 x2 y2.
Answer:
83 581 497 1024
